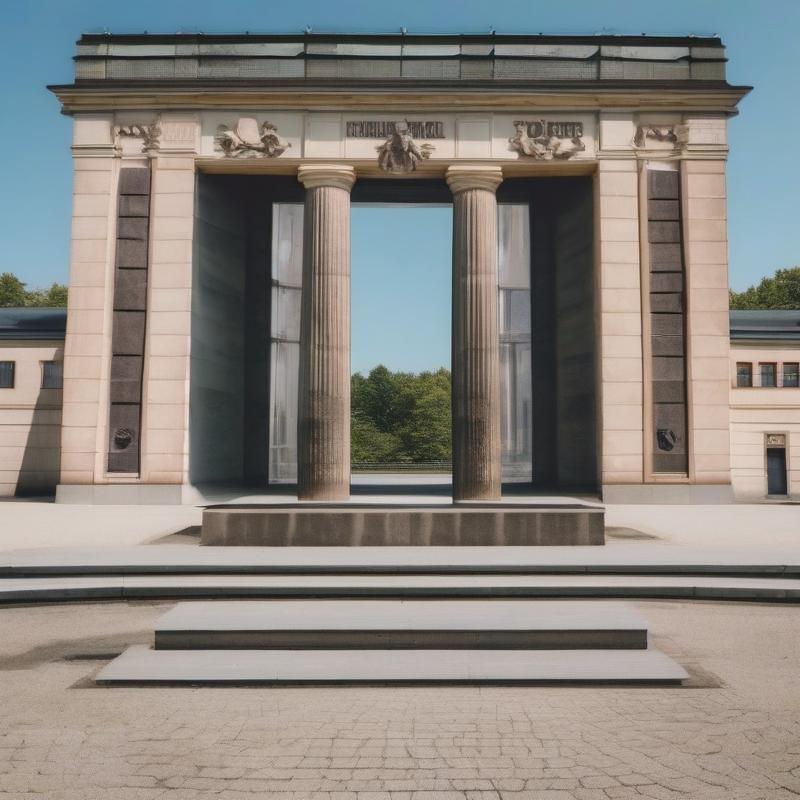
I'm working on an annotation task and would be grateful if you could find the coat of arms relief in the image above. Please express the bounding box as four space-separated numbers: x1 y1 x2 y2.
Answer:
508 121 586 160
214 117 290 158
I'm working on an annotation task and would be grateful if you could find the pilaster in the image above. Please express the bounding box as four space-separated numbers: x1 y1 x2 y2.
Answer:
59 114 117 487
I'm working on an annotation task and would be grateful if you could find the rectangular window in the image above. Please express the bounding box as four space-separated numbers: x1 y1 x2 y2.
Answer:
760 363 777 387
41 361 63 389
0 361 14 388
783 362 799 388
736 362 753 387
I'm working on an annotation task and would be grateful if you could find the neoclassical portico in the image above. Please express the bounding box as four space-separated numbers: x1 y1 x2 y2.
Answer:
294 162 504 501
48 31 750 505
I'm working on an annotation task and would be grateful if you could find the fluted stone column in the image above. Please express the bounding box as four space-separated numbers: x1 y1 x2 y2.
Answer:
296 165 356 501
446 165 504 501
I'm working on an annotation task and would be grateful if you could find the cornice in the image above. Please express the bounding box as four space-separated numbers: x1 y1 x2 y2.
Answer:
49 84 751 116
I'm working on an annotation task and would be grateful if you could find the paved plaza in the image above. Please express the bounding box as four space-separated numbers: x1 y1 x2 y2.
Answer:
0 598 798 800
1 499 799 797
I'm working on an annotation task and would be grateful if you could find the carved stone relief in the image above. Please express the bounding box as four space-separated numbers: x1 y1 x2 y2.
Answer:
508 121 586 160
115 121 161 152
634 125 687 149
376 120 434 173
215 117 290 158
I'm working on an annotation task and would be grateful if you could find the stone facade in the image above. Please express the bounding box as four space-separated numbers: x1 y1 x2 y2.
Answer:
0 310 66 496
44 32 750 504
728 312 800 501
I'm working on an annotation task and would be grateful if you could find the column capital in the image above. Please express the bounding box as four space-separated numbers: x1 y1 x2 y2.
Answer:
446 165 503 195
297 164 356 192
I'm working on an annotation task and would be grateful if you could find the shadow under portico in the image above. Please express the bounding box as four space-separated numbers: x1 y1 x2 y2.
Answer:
189 173 599 501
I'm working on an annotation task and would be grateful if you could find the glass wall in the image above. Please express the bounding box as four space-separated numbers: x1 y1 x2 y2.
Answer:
268 203 303 483
498 204 533 481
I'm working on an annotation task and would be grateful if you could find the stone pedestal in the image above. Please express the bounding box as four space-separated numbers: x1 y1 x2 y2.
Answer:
296 165 356 501
446 166 504 501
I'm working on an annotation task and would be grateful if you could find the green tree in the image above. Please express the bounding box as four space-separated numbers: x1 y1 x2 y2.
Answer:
730 267 800 310
0 273 28 307
351 412 403 463
399 369 452 462
350 365 452 466
0 272 68 308
30 283 69 307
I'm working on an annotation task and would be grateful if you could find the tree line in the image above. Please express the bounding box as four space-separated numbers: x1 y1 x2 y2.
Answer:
729 267 800 310
351 365 451 465
0 273 67 308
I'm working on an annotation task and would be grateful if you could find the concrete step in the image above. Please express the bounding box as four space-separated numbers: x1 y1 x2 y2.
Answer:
96 644 688 685
3 574 800 604
3 545 797 577
152 600 648 650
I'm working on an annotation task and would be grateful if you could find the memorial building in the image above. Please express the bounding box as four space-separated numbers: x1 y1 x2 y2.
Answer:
43 32 753 504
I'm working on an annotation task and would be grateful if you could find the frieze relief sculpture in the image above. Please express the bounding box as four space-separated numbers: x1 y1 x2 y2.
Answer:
376 120 434 173
509 121 585 160
633 125 687 149
115 121 161 152
215 117 290 158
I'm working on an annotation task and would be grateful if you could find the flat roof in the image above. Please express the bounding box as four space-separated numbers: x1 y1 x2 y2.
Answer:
730 310 800 342
0 308 67 341
49 31 748 96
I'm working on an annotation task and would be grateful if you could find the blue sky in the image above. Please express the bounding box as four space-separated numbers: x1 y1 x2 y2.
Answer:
1 0 798 372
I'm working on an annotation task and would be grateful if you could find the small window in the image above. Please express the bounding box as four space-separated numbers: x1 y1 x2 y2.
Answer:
41 361 63 389
736 362 752 387
760 363 777 388
0 361 14 389
783 363 799 388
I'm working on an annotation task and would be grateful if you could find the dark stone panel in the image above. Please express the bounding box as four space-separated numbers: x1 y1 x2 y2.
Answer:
650 292 682 313
647 221 681 243
110 356 143 404
550 177 597 490
650 272 684 293
647 169 679 200
652 356 685 382
648 199 680 221
530 198 557 488
651 313 683 337
649 243 683 270
653 451 689 472
113 268 148 311
115 238 148 269
107 402 140 472
653 379 685 403
117 217 149 241
651 334 684 356
653 403 687 454
118 195 150 217
112 311 146 355
118 168 151 196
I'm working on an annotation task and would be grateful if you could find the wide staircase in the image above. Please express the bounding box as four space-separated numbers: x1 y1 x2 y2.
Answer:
96 598 687 685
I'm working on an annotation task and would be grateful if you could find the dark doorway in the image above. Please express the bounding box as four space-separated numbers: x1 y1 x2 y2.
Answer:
767 447 787 495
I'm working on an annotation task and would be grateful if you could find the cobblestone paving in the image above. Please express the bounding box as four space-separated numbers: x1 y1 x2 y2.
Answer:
0 600 798 800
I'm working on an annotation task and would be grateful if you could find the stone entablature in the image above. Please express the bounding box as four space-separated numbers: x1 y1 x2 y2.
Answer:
71 110 732 167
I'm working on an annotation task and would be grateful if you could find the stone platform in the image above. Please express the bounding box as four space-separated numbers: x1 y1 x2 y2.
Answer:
96 599 686 685
200 502 605 547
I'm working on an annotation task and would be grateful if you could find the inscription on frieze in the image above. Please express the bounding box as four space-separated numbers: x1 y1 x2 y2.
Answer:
346 120 445 139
